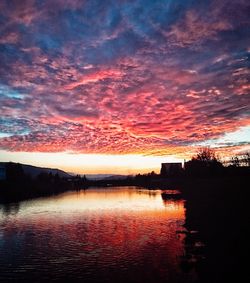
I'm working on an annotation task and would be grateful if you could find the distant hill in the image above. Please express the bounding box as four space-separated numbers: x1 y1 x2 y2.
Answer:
0 162 71 179
83 174 129 181
103 175 130 181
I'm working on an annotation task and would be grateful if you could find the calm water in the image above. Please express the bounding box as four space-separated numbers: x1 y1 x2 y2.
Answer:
0 187 194 282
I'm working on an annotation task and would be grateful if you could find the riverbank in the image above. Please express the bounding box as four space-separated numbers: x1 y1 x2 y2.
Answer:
180 176 250 282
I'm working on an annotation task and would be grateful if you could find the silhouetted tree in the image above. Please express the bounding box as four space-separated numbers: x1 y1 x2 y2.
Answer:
82 175 88 182
231 156 240 167
243 152 250 167
229 152 250 167
194 147 217 163
185 147 223 177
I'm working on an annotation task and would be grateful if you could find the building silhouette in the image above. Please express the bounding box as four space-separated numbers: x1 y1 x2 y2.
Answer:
160 162 183 177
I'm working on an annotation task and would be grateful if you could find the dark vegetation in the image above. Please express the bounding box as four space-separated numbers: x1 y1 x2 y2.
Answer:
175 148 249 282
0 148 249 203
180 175 250 283
84 148 250 282
0 163 88 202
0 148 249 282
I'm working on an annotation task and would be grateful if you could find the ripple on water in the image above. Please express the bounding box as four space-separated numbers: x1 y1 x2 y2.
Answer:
0 187 194 282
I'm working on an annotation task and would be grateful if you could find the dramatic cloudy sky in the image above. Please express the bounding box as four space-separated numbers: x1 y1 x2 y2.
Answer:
0 0 249 173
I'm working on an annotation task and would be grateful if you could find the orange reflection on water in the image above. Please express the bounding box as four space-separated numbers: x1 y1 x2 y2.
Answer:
0 187 187 282
13 187 185 218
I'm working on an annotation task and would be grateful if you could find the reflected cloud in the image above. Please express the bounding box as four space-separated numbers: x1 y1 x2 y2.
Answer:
0 188 187 282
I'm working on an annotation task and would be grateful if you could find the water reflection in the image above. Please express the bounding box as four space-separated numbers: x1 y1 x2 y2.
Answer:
0 187 193 282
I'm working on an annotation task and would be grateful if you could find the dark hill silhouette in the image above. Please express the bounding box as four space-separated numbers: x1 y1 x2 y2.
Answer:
83 174 128 181
0 162 76 203
0 162 71 179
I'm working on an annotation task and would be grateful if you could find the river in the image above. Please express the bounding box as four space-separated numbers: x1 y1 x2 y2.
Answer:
0 187 196 282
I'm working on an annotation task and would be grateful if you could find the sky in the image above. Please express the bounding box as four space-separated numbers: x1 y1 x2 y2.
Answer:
0 0 249 174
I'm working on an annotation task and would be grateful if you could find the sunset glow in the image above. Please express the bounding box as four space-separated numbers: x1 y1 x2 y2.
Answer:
0 0 249 173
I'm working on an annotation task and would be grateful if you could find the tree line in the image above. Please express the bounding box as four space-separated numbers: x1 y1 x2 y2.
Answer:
0 148 249 202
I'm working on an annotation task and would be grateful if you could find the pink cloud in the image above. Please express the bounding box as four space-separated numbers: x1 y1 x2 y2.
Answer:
167 10 232 48
0 0 249 160
0 32 19 44
65 69 123 90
